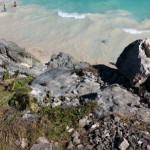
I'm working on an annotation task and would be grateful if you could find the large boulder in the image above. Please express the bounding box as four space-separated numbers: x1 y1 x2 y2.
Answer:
31 67 100 98
0 39 47 77
0 39 38 64
96 84 150 122
116 39 150 87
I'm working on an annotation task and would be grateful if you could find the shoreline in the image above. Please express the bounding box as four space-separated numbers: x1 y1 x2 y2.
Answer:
0 4 150 65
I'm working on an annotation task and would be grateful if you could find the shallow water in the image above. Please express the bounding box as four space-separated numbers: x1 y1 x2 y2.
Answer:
20 0 150 21
0 0 150 65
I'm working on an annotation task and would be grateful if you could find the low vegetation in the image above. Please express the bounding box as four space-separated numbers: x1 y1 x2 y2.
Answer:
0 71 97 150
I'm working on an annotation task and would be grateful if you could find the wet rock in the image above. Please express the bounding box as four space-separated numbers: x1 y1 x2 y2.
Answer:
116 39 150 87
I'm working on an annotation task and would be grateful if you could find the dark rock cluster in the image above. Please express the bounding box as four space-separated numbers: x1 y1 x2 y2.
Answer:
67 114 150 150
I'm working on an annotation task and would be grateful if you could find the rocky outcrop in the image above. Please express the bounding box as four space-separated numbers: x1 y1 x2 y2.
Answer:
0 39 47 77
31 67 100 98
2 38 150 150
46 52 90 69
96 84 140 115
116 39 150 87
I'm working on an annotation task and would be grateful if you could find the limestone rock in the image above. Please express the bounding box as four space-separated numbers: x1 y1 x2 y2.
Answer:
116 39 150 87
46 52 89 69
96 84 140 115
0 39 47 77
30 143 51 150
21 138 28 149
118 138 129 150
36 137 49 144
96 84 150 122
31 67 100 98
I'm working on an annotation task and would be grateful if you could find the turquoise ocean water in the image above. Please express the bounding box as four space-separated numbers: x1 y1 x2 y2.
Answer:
21 0 150 20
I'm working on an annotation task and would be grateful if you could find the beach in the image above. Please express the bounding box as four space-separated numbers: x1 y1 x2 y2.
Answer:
0 1 150 65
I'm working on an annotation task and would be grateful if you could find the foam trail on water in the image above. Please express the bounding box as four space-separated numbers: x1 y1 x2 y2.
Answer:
123 28 150 34
58 11 86 19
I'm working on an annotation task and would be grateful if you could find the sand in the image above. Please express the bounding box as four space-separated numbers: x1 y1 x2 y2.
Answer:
0 3 150 65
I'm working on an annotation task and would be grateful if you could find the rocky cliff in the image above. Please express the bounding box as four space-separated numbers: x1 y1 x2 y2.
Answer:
1 39 150 150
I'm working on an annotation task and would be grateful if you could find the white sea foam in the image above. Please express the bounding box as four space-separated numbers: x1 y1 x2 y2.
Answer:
123 28 150 34
58 11 86 19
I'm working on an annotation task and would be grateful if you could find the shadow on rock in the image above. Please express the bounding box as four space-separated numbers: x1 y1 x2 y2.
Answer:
93 64 130 88
80 93 98 104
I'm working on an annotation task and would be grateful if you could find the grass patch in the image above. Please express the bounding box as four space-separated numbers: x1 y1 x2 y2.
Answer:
0 72 98 149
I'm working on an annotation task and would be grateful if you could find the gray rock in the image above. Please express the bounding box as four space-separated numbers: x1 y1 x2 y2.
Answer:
15 140 21 146
0 39 47 77
118 138 129 150
36 137 49 144
96 84 140 115
77 144 83 150
79 117 88 128
96 84 150 122
30 143 51 150
73 136 81 145
147 145 150 150
52 142 59 150
116 39 150 87
67 141 74 149
0 39 37 64
31 67 100 98
46 52 90 70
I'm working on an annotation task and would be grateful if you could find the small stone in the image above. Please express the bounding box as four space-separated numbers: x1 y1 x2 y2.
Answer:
73 136 80 144
65 97 70 102
91 123 99 129
30 143 51 150
66 126 69 130
84 144 93 150
36 137 49 144
15 140 20 146
77 144 83 150
67 141 74 149
51 100 62 107
79 117 87 128
72 131 80 138
118 138 129 150
68 128 74 133
52 142 59 150
21 138 28 149
138 141 142 145
72 89 78 94
147 145 150 150
96 145 102 150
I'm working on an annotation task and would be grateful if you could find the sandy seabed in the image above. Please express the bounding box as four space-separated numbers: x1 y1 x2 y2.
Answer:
0 2 150 65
